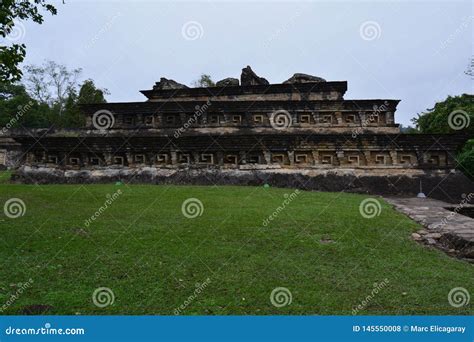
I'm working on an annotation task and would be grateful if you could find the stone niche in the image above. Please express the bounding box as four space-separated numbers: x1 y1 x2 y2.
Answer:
0 150 6 166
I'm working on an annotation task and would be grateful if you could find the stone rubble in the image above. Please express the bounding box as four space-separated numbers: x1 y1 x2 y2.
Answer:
216 77 239 87
153 77 189 90
240 66 269 86
283 73 326 84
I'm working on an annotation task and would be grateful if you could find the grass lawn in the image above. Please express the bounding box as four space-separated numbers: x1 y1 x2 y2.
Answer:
0 173 472 315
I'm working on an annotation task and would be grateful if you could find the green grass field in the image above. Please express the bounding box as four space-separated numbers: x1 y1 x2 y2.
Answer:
0 174 472 315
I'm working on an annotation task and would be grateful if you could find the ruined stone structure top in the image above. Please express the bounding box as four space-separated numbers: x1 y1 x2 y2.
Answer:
84 67 399 135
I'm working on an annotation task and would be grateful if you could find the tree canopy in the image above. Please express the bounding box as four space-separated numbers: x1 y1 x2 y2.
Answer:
0 0 57 82
412 94 473 135
192 74 215 88
0 61 108 130
412 94 473 180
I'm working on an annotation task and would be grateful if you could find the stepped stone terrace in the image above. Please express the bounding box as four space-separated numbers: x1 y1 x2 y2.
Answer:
5 66 473 201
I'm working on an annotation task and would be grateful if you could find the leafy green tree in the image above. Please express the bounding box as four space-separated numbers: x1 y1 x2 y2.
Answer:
412 94 474 179
0 66 108 130
411 94 473 134
0 81 50 129
457 140 474 180
192 74 215 87
77 79 108 104
60 80 108 128
0 0 57 82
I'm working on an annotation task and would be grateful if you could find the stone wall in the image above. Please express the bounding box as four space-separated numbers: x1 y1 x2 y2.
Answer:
0 138 22 170
11 166 474 204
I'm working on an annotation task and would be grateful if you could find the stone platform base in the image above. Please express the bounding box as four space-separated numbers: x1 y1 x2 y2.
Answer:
11 166 474 204
386 197 474 261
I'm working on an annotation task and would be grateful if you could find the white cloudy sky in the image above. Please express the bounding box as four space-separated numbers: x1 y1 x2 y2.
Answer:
16 0 473 125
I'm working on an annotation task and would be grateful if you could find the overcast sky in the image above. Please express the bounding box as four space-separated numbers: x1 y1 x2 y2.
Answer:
16 0 473 125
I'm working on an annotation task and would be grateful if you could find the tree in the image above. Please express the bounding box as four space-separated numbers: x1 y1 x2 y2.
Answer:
24 60 82 115
192 74 215 87
0 0 57 83
457 140 474 180
412 94 474 180
59 79 108 128
399 124 419 134
0 66 108 130
411 94 473 134
0 81 50 129
76 79 108 104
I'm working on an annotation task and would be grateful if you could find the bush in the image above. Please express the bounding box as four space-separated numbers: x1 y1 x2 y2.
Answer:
457 139 474 180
